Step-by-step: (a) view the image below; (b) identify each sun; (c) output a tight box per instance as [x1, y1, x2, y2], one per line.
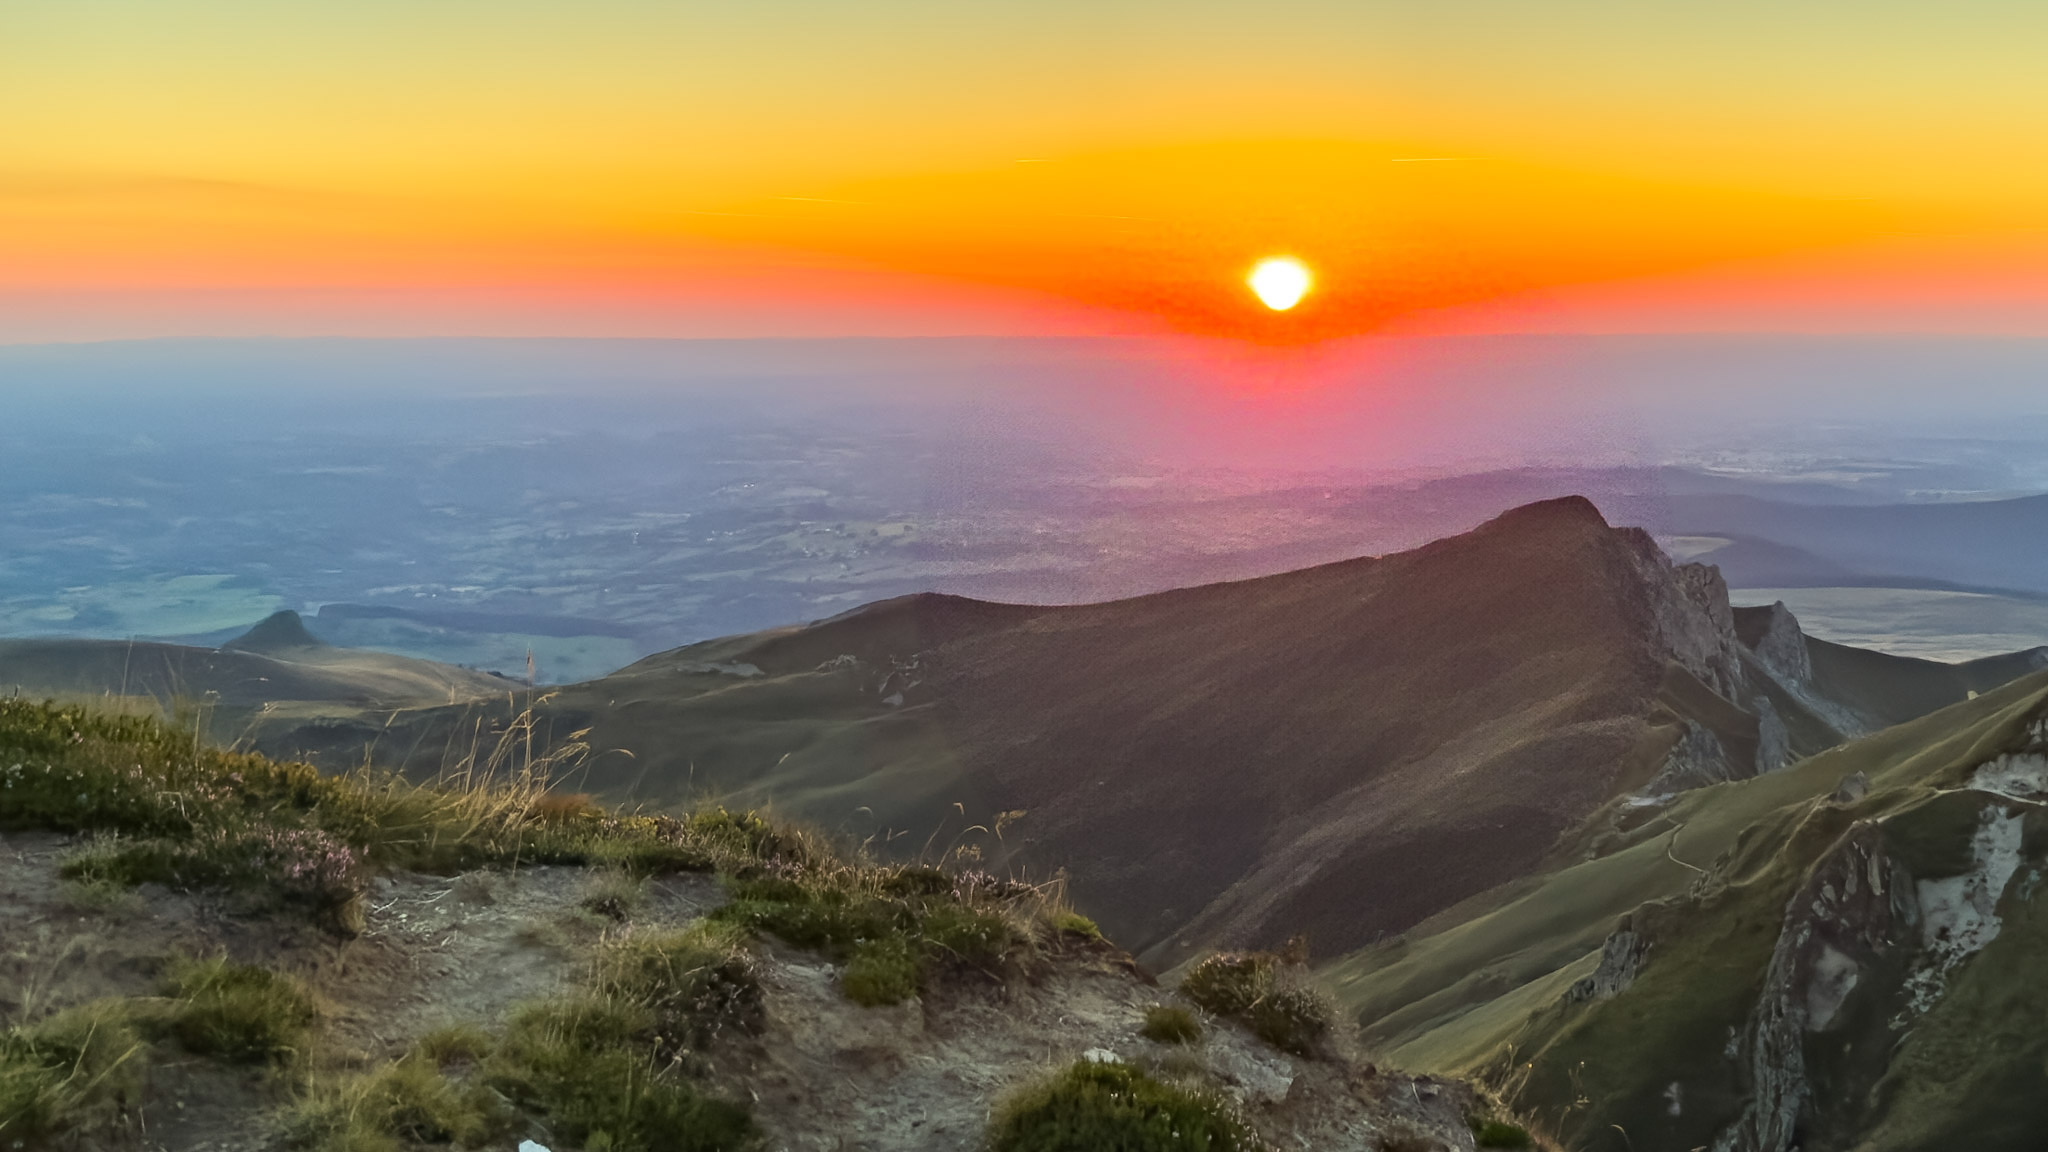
[1247, 257, 1312, 311]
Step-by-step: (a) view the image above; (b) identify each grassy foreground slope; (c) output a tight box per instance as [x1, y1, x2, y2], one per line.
[0, 697, 1491, 1152]
[1331, 667, 2048, 1151]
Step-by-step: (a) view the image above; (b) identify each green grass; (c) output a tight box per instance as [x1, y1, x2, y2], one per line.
[1180, 951, 1333, 1057]
[0, 699, 755, 933]
[987, 1060, 1267, 1152]
[581, 868, 648, 921]
[1052, 911, 1103, 940]
[0, 696, 1078, 1143]
[595, 920, 764, 1056]
[0, 1001, 149, 1148]
[160, 956, 319, 1064]
[1473, 1118, 1533, 1148]
[1140, 1004, 1203, 1045]
[491, 998, 756, 1152]
[291, 1050, 512, 1152]
[842, 937, 920, 1006]
[710, 861, 1043, 1005]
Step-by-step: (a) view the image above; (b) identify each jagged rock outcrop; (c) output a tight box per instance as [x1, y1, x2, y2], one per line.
[1713, 821, 1917, 1152]
[1566, 918, 1651, 1004]
[1646, 721, 1740, 794]
[1744, 601, 1813, 686]
[1624, 528, 1748, 700]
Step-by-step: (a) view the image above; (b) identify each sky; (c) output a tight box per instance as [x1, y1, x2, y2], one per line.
[8, 1, 2048, 342]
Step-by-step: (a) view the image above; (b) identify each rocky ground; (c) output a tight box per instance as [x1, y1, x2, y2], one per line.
[1, 827, 1482, 1152]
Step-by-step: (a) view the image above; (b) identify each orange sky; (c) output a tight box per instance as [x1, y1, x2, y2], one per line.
[8, 1, 2048, 342]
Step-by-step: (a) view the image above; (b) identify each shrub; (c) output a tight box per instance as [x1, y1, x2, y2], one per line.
[412, 1023, 494, 1066]
[1181, 953, 1275, 1017]
[160, 957, 318, 1063]
[1473, 1119, 1532, 1148]
[988, 1060, 1266, 1152]
[581, 869, 647, 921]
[1247, 987, 1332, 1057]
[711, 878, 909, 958]
[921, 903, 1019, 969]
[597, 921, 764, 1056]
[1140, 1004, 1202, 1045]
[1052, 911, 1103, 940]
[491, 999, 754, 1152]
[66, 827, 365, 933]
[293, 1051, 512, 1152]
[842, 937, 919, 1006]
[0, 1000, 149, 1146]
[1180, 951, 1333, 1058]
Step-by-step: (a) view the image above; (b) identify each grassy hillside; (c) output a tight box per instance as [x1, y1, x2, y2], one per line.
[1330, 667, 2048, 1150]
[248, 498, 1730, 969]
[236, 500, 2048, 976]
[0, 697, 1493, 1152]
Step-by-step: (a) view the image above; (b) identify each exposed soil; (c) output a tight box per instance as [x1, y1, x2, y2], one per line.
[3, 827, 1479, 1151]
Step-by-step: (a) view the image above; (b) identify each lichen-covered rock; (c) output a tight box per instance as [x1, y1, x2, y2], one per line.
[1566, 920, 1650, 1004]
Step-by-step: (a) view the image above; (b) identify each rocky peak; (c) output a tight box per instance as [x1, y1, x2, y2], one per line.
[221, 609, 326, 654]
[1736, 601, 1813, 686]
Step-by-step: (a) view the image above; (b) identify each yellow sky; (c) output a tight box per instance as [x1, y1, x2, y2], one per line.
[8, 1, 2048, 339]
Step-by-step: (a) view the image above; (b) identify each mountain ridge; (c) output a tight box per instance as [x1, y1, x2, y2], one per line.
[225, 496, 2048, 974]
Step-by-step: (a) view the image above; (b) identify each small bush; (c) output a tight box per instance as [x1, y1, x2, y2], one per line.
[1181, 953, 1276, 1018]
[293, 1051, 512, 1152]
[712, 881, 908, 958]
[1140, 1004, 1202, 1045]
[988, 1060, 1266, 1152]
[67, 827, 366, 933]
[878, 865, 952, 897]
[160, 957, 317, 1063]
[1473, 1119, 1532, 1148]
[0, 1000, 149, 1146]
[1180, 951, 1333, 1058]
[1052, 911, 1103, 940]
[1248, 987, 1332, 1057]
[492, 999, 754, 1152]
[413, 1023, 494, 1067]
[581, 869, 646, 921]
[842, 937, 919, 1006]
[598, 921, 763, 1055]
[921, 902, 1019, 969]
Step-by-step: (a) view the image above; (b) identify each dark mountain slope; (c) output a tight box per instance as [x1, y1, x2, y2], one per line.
[240, 498, 2048, 973]
[238, 500, 1890, 963]
[219, 608, 327, 654]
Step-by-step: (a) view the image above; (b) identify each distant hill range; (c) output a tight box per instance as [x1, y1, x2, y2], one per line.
[0, 610, 515, 714]
[206, 497, 2048, 974]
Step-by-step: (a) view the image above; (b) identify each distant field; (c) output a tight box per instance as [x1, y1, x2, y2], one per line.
[1731, 586, 2048, 661]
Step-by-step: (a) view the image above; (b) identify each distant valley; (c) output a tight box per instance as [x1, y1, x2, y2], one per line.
[13, 493, 2048, 1147]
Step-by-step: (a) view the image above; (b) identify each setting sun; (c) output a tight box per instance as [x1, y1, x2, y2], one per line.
[1248, 257, 1312, 311]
